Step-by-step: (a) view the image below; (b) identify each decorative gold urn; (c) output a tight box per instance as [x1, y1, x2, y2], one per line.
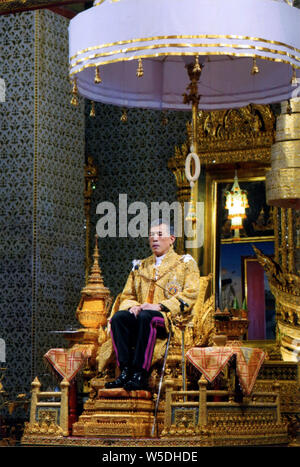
[266, 99, 300, 209]
[76, 235, 112, 339]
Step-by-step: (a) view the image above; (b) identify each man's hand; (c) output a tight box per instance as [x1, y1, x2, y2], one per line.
[129, 305, 142, 317]
[129, 303, 162, 317]
[140, 303, 162, 311]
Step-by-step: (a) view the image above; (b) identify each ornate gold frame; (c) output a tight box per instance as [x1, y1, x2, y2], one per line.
[204, 168, 274, 299]
[169, 104, 276, 275]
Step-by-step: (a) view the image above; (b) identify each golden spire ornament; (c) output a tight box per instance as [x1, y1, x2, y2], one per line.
[76, 234, 112, 338]
[94, 66, 102, 84]
[251, 57, 259, 75]
[136, 58, 144, 78]
[89, 100, 96, 118]
[70, 78, 79, 106]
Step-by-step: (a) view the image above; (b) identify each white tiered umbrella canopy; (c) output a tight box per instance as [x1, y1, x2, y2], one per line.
[69, 0, 300, 110]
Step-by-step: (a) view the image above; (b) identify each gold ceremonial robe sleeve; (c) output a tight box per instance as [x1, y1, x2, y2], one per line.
[118, 270, 141, 310]
[159, 259, 200, 318]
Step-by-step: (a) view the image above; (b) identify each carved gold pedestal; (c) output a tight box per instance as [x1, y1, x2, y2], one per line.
[72, 389, 164, 438]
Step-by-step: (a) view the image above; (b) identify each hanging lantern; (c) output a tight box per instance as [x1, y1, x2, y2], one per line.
[225, 172, 249, 239]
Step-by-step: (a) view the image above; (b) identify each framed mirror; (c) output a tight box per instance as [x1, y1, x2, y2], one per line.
[204, 168, 276, 340]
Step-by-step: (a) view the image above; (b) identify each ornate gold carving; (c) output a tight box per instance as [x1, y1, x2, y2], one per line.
[169, 105, 275, 266]
[161, 377, 288, 446]
[72, 394, 160, 438]
[214, 315, 249, 342]
[253, 245, 300, 360]
[22, 377, 69, 443]
[23, 419, 64, 437]
[172, 104, 275, 167]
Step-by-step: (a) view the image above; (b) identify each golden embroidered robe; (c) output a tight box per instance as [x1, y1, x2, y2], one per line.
[97, 246, 200, 372]
[119, 246, 200, 325]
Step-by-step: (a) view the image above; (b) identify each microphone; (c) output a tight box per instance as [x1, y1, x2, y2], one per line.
[177, 298, 189, 309]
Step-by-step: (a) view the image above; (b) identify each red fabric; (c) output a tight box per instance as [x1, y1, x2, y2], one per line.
[186, 347, 233, 383]
[186, 346, 266, 395]
[44, 348, 92, 381]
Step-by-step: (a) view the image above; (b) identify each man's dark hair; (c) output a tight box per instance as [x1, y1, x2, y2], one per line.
[150, 218, 175, 236]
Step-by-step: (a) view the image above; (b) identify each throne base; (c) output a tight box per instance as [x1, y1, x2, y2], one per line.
[72, 388, 164, 438]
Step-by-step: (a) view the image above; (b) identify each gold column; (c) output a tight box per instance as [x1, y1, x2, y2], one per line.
[163, 375, 174, 433]
[273, 382, 281, 424]
[29, 377, 41, 425]
[266, 99, 300, 209]
[198, 375, 208, 427]
[60, 378, 69, 437]
[274, 207, 280, 263]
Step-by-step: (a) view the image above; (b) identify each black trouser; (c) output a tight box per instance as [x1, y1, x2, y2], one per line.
[110, 309, 167, 372]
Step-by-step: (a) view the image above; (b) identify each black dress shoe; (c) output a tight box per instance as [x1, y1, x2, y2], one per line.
[105, 367, 131, 389]
[123, 371, 149, 391]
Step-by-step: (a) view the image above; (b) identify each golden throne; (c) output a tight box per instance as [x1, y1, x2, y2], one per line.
[72, 272, 215, 438]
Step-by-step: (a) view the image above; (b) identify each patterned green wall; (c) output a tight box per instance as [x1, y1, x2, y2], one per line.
[0, 10, 85, 398]
[85, 104, 191, 300]
[1, 11, 35, 397]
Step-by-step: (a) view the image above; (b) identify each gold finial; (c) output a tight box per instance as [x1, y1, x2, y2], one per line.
[88, 234, 103, 282]
[291, 66, 298, 86]
[90, 100, 96, 118]
[193, 55, 201, 73]
[94, 66, 102, 84]
[136, 58, 144, 78]
[251, 57, 259, 75]
[120, 107, 128, 122]
[70, 78, 79, 106]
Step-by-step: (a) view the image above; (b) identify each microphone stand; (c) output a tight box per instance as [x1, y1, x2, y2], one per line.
[134, 263, 190, 435]
[151, 297, 189, 437]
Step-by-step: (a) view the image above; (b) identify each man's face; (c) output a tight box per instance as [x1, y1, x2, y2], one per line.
[149, 223, 175, 257]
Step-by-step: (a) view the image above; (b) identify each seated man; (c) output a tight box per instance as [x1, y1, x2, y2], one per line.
[105, 218, 200, 391]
